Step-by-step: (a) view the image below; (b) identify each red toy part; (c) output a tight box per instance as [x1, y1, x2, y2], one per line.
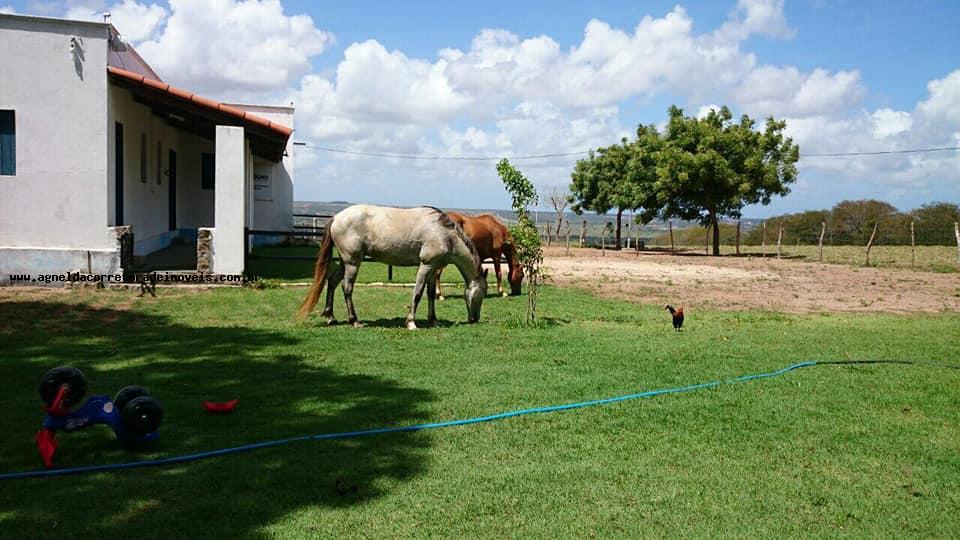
[43, 384, 71, 416]
[36, 429, 58, 469]
[203, 399, 238, 413]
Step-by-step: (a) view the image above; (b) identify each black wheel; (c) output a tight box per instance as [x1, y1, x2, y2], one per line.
[39, 366, 87, 408]
[121, 396, 164, 435]
[114, 385, 150, 413]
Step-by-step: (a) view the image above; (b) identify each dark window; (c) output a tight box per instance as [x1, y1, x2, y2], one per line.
[0, 110, 15, 176]
[201, 153, 215, 190]
[140, 133, 147, 182]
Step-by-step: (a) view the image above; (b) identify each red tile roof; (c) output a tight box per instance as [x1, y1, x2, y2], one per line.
[107, 66, 293, 138]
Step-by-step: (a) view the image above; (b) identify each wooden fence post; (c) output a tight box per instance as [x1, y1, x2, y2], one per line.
[818, 221, 826, 262]
[625, 222, 631, 250]
[910, 220, 915, 267]
[579, 220, 586, 248]
[704, 225, 710, 255]
[865, 222, 879, 266]
[955, 222, 960, 262]
[776, 224, 783, 259]
[735, 220, 741, 256]
[565, 225, 571, 256]
[601, 229, 606, 256]
[761, 221, 767, 257]
[635, 222, 641, 256]
[669, 221, 675, 253]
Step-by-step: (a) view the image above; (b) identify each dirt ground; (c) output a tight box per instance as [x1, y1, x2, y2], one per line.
[544, 247, 960, 314]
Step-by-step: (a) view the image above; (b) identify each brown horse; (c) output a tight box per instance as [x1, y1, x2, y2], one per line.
[437, 212, 523, 298]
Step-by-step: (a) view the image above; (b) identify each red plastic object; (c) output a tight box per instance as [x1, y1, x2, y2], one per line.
[203, 399, 238, 413]
[36, 429, 58, 468]
[43, 385, 70, 416]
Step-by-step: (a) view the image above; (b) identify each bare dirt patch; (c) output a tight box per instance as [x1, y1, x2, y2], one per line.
[544, 247, 960, 314]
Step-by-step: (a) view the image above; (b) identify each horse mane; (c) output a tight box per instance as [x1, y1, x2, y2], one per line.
[424, 207, 481, 269]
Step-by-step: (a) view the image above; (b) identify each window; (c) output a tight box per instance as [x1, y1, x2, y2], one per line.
[201, 153, 215, 190]
[0, 110, 14, 176]
[139, 133, 147, 182]
[156, 141, 162, 185]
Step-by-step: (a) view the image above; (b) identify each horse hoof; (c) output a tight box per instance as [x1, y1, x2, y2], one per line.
[406, 321, 418, 330]
[501, 292, 508, 298]
[325, 318, 338, 326]
[438, 295, 445, 301]
[351, 321, 365, 328]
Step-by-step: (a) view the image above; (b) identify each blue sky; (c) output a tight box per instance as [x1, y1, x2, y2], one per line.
[6, 0, 960, 217]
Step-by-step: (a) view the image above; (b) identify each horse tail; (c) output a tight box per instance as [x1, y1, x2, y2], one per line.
[297, 220, 334, 319]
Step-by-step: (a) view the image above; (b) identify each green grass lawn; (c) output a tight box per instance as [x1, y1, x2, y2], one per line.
[0, 284, 958, 538]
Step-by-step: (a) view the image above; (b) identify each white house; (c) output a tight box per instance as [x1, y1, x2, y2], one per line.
[0, 13, 295, 280]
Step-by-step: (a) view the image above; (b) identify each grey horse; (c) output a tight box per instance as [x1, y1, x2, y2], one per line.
[297, 205, 488, 329]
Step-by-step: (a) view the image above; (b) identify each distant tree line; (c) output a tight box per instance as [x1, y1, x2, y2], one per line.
[742, 200, 960, 246]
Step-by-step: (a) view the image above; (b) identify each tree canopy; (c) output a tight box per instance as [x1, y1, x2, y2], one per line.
[651, 105, 799, 255]
[568, 105, 799, 255]
[568, 128, 661, 248]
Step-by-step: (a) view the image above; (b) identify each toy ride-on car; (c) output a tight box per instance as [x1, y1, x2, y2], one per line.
[36, 366, 164, 468]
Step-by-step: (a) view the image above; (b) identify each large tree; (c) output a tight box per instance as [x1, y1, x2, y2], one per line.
[568, 129, 661, 248]
[653, 106, 799, 255]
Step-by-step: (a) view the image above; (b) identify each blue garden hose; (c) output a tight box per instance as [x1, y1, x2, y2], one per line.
[1, 359, 956, 481]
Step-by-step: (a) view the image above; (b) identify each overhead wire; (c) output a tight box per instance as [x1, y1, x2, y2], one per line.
[292, 142, 960, 162]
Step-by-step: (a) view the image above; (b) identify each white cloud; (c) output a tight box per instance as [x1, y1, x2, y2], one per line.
[871, 109, 912, 138]
[135, 0, 334, 97]
[780, 69, 960, 200]
[697, 104, 722, 119]
[66, 1, 167, 42]
[733, 66, 863, 118]
[0, 5, 15, 14]
[916, 69, 960, 128]
[716, 0, 795, 41]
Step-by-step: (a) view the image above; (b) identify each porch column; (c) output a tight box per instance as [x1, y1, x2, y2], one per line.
[213, 125, 246, 274]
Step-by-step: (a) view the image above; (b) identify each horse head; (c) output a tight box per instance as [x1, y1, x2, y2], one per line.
[465, 268, 488, 323]
[508, 263, 524, 296]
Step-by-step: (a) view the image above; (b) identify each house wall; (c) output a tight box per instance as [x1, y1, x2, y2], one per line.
[0, 16, 112, 257]
[228, 104, 294, 233]
[107, 85, 217, 255]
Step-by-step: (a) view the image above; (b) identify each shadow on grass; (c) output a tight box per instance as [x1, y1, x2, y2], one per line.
[0, 300, 434, 538]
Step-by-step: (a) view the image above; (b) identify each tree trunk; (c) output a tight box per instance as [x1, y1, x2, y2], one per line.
[615, 208, 624, 250]
[668, 221, 675, 252]
[555, 214, 563, 238]
[579, 220, 586, 248]
[710, 213, 720, 256]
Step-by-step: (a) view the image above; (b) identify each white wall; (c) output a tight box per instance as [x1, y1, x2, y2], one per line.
[228, 104, 294, 232]
[108, 85, 185, 255]
[176, 131, 215, 229]
[212, 125, 246, 274]
[0, 15, 112, 251]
